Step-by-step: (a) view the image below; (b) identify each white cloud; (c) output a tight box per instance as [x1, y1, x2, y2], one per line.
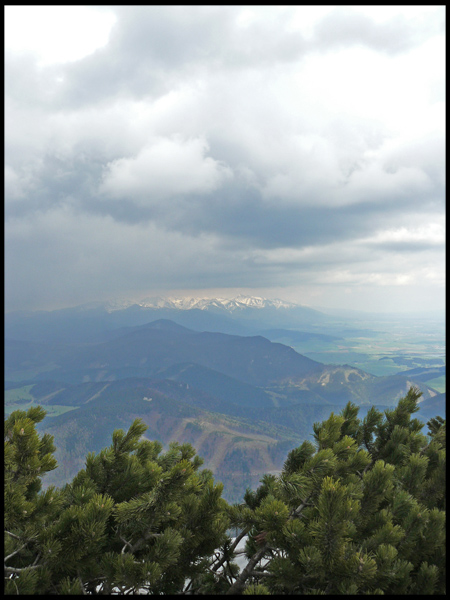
[363, 222, 445, 246]
[99, 137, 233, 203]
[5, 6, 117, 66]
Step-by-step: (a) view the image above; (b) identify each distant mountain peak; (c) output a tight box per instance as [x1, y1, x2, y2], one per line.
[142, 319, 193, 333]
[112, 295, 301, 312]
[102, 298, 136, 312]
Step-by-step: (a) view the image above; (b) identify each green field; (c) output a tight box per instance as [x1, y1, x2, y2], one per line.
[289, 316, 445, 378]
[5, 385, 35, 404]
[4, 401, 78, 418]
[425, 376, 446, 394]
[4, 385, 78, 418]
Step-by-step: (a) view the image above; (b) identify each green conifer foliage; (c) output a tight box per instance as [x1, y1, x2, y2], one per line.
[223, 388, 445, 595]
[5, 407, 61, 595]
[5, 409, 229, 595]
[4, 389, 446, 594]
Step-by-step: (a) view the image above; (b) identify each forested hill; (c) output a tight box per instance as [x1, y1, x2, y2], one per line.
[5, 318, 323, 387]
[5, 318, 443, 503]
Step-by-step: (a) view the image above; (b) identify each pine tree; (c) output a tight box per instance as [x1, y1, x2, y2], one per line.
[4, 389, 445, 594]
[220, 388, 445, 595]
[4, 408, 229, 594]
[5, 406, 63, 594]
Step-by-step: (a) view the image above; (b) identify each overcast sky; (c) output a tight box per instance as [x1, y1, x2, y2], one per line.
[5, 6, 445, 314]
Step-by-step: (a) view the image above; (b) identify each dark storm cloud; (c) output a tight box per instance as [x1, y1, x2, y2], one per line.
[135, 172, 442, 252]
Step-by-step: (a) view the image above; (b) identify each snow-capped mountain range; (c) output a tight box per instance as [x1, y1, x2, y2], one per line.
[104, 295, 300, 313]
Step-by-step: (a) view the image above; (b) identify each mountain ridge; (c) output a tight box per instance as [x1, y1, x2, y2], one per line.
[102, 295, 305, 312]
[5, 313, 444, 503]
[5, 319, 324, 387]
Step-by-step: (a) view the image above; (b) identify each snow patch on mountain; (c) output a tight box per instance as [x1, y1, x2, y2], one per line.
[100, 295, 302, 313]
[130, 295, 300, 312]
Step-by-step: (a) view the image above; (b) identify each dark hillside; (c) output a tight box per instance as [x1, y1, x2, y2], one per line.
[258, 328, 343, 343]
[416, 393, 446, 422]
[158, 363, 274, 408]
[7, 321, 323, 387]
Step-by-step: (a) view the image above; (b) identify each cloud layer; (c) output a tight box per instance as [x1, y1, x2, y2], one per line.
[5, 6, 445, 313]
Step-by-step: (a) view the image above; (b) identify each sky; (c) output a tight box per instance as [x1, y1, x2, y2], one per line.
[5, 6, 445, 314]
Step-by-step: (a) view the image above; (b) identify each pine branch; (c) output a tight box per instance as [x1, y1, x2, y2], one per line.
[356, 462, 372, 480]
[225, 542, 269, 594]
[119, 535, 133, 554]
[225, 494, 313, 594]
[130, 531, 162, 554]
[77, 569, 87, 595]
[291, 496, 313, 518]
[5, 530, 22, 541]
[211, 526, 250, 573]
[118, 529, 161, 554]
[251, 569, 274, 578]
[4, 542, 28, 562]
[4, 564, 42, 575]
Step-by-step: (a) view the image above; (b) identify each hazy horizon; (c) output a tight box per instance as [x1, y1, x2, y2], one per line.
[4, 289, 445, 320]
[5, 6, 445, 315]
